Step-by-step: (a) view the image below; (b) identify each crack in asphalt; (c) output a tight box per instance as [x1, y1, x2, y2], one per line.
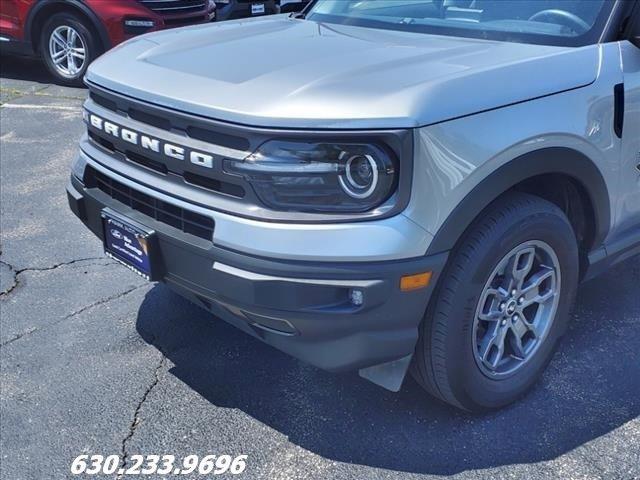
[0, 256, 112, 298]
[117, 353, 167, 478]
[0, 283, 148, 349]
[0, 260, 18, 296]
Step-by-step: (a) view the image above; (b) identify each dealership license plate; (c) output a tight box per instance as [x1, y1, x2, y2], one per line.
[251, 3, 265, 15]
[102, 211, 155, 280]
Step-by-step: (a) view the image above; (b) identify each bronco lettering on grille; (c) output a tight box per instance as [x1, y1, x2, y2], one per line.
[85, 111, 214, 169]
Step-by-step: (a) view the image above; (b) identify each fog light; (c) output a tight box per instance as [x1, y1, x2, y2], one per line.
[350, 289, 364, 306]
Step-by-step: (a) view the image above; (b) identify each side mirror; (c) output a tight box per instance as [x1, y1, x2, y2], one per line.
[632, 34, 640, 49]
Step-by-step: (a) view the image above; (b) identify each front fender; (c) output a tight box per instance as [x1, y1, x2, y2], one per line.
[404, 42, 622, 257]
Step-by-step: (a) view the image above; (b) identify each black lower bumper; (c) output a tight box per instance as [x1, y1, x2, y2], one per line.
[67, 174, 447, 389]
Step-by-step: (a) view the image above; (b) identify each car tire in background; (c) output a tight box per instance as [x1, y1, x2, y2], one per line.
[40, 12, 99, 86]
[411, 192, 580, 412]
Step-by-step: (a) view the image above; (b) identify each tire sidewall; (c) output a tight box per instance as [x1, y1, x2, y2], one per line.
[40, 13, 97, 86]
[444, 208, 579, 410]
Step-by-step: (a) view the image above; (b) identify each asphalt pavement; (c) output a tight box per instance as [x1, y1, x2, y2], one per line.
[1, 55, 639, 480]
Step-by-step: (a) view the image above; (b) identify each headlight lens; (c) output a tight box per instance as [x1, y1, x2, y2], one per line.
[223, 140, 397, 213]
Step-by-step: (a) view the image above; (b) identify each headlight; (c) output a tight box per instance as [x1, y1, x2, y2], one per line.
[223, 140, 397, 213]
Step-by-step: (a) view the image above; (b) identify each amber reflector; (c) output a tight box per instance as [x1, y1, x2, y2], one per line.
[400, 272, 432, 292]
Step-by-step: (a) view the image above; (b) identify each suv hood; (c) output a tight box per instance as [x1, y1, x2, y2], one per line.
[87, 16, 600, 129]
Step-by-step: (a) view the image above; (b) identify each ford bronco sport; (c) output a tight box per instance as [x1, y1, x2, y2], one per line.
[67, 0, 640, 411]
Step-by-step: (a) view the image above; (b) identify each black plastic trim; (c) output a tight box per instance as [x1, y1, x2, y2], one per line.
[614, 83, 625, 138]
[427, 147, 611, 256]
[584, 227, 640, 281]
[0, 37, 34, 55]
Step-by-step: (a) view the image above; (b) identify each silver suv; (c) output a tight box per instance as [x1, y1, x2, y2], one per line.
[67, 0, 640, 411]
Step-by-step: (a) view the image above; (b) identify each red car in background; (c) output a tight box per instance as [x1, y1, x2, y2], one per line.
[0, 0, 216, 85]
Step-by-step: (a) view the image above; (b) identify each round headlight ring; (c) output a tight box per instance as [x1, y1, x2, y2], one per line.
[338, 153, 379, 199]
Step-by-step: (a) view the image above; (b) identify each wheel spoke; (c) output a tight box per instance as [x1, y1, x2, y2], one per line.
[478, 288, 507, 322]
[71, 48, 85, 60]
[68, 54, 77, 74]
[506, 247, 536, 291]
[53, 54, 66, 66]
[521, 266, 556, 308]
[508, 330, 527, 359]
[520, 311, 540, 338]
[51, 49, 66, 60]
[480, 324, 508, 370]
[52, 32, 66, 49]
[479, 310, 502, 322]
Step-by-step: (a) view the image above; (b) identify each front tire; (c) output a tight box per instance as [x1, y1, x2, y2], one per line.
[412, 192, 579, 411]
[40, 13, 98, 86]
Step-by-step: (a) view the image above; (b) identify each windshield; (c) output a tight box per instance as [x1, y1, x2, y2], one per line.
[306, 0, 615, 46]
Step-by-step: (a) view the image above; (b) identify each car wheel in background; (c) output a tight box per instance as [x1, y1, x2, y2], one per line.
[40, 13, 98, 86]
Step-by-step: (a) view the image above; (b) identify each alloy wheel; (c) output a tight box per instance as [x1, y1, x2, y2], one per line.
[48, 25, 87, 78]
[472, 240, 562, 378]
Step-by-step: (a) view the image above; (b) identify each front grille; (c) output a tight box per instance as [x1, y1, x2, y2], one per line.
[164, 15, 207, 26]
[138, 0, 207, 15]
[87, 130, 245, 198]
[87, 167, 215, 242]
[89, 92, 249, 152]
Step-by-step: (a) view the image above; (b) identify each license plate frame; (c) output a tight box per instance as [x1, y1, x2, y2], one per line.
[102, 209, 158, 281]
[251, 3, 265, 15]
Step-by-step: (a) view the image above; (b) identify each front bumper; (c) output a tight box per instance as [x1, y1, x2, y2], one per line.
[67, 172, 447, 390]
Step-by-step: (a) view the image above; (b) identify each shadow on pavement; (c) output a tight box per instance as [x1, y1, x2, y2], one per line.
[0, 54, 58, 86]
[135, 258, 639, 475]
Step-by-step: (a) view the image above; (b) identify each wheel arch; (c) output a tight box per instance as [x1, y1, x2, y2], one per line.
[426, 147, 611, 260]
[25, 0, 110, 54]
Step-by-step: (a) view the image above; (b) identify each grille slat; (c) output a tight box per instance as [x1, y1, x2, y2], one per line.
[89, 168, 214, 242]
